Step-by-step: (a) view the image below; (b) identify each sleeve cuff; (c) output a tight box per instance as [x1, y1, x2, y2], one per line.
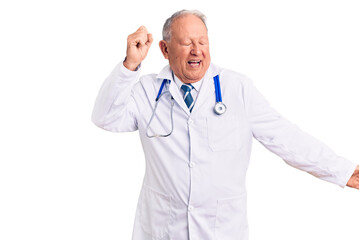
[112, 60, 141, 81]
[341, 161, 358, 188]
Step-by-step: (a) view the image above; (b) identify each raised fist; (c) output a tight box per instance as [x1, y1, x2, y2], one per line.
[124, 26, 153, 71]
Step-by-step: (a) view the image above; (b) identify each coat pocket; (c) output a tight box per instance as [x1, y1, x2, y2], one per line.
[206, 116, 241, 151]
[139, 185, 172, 239]
[215, 194, 248, 240]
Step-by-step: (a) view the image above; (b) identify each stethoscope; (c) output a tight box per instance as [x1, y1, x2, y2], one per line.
[146, 75, 226, 138]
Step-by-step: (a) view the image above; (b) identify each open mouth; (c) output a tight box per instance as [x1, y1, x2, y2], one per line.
[188, 60, 201, 67]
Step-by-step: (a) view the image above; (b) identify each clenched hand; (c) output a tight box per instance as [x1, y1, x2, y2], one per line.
[123, 26, 153, 71]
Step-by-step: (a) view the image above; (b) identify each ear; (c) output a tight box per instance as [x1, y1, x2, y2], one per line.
[159, 40, 169, 59]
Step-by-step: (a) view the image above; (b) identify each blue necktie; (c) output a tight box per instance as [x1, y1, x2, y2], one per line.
[181, 84, 194, 112]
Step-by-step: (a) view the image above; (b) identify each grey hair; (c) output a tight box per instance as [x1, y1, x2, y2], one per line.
[162, 9, 207, 41]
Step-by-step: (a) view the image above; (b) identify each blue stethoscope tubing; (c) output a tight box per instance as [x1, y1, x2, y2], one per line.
[214, 75, 222, 102]
[155, 79, 171, 101]
[146, 75, 226, 138]
[213, 75, 226, 115]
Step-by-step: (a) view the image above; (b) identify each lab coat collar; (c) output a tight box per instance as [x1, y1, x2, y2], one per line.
[156, 64, 173, 81]
[156, 63, 221, 116]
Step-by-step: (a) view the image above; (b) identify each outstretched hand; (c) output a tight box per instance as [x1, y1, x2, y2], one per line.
[346, 165, 359, 189]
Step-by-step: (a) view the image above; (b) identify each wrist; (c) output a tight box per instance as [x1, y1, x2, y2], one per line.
[123, 58, 140, 71]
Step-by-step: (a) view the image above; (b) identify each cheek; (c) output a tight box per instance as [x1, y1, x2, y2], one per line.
[173, 53, 188, 65]
[203, 47, 210, 57]
[167, 52, 179, 64]
[169, 48, 187, 60]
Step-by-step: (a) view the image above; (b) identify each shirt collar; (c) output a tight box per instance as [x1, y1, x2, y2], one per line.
[173, 73, 202, 92]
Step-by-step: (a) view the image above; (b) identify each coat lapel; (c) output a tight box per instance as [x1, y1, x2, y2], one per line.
[168, 80, 191, 116]
[156, 65, 191, 116]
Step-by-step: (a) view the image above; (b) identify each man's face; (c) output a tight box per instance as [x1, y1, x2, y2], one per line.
[160, 14, 211, 84]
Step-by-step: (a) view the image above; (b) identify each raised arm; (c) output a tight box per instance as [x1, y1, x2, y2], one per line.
[91, 26, 153, 132]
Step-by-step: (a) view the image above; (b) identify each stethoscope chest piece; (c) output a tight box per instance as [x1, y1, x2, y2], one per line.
[214, 102, 226, 115]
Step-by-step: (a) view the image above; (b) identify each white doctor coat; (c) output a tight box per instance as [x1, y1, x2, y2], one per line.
[92, 61, 357, 240]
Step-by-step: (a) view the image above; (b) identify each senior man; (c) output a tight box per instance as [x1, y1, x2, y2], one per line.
[92, 9, 359, 240]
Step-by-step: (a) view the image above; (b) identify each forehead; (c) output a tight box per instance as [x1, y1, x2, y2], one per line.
[171, 14, 208, 39]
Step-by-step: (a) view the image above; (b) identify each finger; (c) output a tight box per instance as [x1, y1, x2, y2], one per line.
[137, 26, 149, 45]
[146, 33, 153, 47]
[138, 34, 148, 46]
[137, 25, 148, 34]
[128, 32, 148, 46]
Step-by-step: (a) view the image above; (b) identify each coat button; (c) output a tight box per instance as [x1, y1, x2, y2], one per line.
[188, 162, 196, 168]
[188, 205, 194, 211]
[188, 119, 194, 124]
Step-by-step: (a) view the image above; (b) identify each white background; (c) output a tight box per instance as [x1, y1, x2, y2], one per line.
[1, 0, 358, 239]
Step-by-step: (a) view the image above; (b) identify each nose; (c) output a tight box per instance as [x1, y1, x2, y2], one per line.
[190, 44, 202, 56]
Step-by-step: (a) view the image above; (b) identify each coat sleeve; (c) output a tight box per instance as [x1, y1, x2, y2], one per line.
[243, 77, 357, 187]
[91, 61, 140, 132]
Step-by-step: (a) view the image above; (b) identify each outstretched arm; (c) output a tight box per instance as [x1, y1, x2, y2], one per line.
[243, 77, 357, 188]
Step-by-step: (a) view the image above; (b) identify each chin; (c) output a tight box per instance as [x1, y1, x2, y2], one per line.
[183, 74, 205, 83]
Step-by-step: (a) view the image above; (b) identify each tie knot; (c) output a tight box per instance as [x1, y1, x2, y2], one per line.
[181, 84, 193, 93]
